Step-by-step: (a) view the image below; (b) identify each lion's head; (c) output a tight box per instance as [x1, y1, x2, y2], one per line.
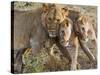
[41, 4, 69, 37]
[75, 15, 93, 42]
[58, 18, 73, 47]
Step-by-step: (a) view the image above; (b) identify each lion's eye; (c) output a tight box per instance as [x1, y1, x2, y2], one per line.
[76, 31, 80, 35]
[61, 30, 64, 34]
[81, 27, 85, 32]
[56, 19, 60, 22]
[48, 17, 52, 21]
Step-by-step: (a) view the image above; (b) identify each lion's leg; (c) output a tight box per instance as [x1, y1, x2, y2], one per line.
[44, 38, 56, 56]
[70, 37, 79, 70]
[70, 47, 78, 70]
[92, 34, 97, 50]
[91, 27, 97, 44]
[55, 40, 72, 65]
[91, 29, 97, 49]
[78, 38, 96, 65]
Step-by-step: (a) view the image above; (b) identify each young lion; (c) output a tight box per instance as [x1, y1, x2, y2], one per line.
[65, 8, 96, 69]
[57, 18, 79, 70]
[74, 15, 97, 64]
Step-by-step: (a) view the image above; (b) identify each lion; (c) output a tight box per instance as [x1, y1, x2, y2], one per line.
[55, 18, 79, 70]
[64, 8, 97, 69]
[74, 15, 97, 65]
[11, 3, 69, 73]
[49, 17, 73, 61]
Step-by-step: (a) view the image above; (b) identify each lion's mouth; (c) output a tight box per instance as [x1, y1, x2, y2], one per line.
[81, 38, 88, 42]
[60, 40, 69, 47]
[48, 31, 57, 37]
[79, 33, 88, 42]
[46, 23, 58, 37]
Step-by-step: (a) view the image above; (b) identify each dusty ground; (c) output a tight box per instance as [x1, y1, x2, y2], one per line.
[12, 2, 97, 73]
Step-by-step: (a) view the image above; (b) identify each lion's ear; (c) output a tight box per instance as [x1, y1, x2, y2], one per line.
[61, 7, 69, 17]
[42, 4, 48, 13]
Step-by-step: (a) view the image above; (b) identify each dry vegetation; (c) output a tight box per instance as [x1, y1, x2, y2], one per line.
[13, 2, 97, 73]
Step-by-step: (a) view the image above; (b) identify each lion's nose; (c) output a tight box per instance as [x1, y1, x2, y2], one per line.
[65, 40, 69, 44]
[61, 40, 69, 43]
[60, 40, 69, 45]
